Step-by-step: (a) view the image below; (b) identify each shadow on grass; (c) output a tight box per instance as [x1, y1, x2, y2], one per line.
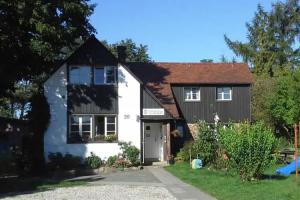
[0, 175, 105, 198]
[260, 174, 288, 180]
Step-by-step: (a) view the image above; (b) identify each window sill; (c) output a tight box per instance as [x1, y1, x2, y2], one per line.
[67, 140, 118, 144]
[216, 99, 232, 102]
[184, 100, 201, 102]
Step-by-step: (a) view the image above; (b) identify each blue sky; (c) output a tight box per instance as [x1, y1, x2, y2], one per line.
[90, 0, 277, 62]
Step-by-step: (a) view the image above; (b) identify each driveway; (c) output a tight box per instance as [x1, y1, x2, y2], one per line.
[2, 167, 216, 200]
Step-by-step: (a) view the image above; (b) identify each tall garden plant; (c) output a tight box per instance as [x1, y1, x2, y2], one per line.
[219, 122, 278, 181]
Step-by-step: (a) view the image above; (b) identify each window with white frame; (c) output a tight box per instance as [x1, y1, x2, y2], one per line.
[69, 66, 91, 85]
[95, 116, 116, 136]
[70, 115, 92, 142]
[94, 66, 116, 85]
[216, 87, 232, 101]
[184, 87, 200, 101]
[70, 115, 117, 143]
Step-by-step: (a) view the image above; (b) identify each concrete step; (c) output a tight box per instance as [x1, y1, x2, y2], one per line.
[152, 161, 168, 167]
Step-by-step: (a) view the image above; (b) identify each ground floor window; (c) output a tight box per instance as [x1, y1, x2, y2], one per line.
[68, 114, 117, 143]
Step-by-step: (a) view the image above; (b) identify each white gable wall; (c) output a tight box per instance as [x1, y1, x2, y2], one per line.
[44, 63, 141, 161]
[117, 64, 141, 149]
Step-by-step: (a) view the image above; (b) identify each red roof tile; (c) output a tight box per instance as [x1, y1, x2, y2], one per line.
[127, 62, 253, 119]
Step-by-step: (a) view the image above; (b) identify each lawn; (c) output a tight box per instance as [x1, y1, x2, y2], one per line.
[0, 177, 87, 194]
[165, 163, 300, 200]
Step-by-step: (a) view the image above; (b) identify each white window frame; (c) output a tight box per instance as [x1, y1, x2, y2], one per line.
[105, 116, 117, 136]
[94, 66, 116, 85]
[184, 87, 201, 101]
[93, 115, 117, 137]
[70, 115, 92, 139]
[216, 87, 232, 101]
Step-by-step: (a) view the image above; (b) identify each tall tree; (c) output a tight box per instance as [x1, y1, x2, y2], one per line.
[0, 0, 96, 96]
[225, 0, 300, 76]
[103, 39, 151, 62]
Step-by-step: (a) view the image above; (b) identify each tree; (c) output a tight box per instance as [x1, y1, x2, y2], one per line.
[0, 0, 96, 96]
[267, 69, 300, 135]
[225, 0, 300, 77]
[103, 39, 151, 62]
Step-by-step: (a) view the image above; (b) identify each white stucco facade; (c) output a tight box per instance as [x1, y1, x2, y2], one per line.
[44, 63, 141, 161]
[117, 64, 141, 149]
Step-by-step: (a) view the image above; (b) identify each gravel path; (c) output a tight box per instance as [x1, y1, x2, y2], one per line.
[2, 185, 176, 200]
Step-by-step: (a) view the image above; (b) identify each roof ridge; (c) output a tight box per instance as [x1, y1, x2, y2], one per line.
[154, 62, 246, 65]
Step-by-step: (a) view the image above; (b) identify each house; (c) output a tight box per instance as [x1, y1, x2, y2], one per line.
[44, 36, 253, 164]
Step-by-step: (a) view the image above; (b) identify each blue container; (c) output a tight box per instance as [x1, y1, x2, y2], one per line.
[192, 159, 202, 169]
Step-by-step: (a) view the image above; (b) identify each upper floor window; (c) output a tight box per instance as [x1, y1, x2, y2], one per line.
[184, 87, 200, 101]
[69, 66, 91, 85]
[216, 87, 232, 101]
[94, 66, 116, 85]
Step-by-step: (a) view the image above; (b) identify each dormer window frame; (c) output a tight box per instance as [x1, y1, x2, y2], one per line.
[68, 65, 117, 85]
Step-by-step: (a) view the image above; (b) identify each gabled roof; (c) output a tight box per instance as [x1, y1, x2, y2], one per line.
[127, 62, 253, 119]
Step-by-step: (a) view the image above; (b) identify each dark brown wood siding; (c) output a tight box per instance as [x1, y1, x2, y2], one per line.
[67, 85, 118, 114]
[171, 84, 251, 123]
[142, 89, 172, 119]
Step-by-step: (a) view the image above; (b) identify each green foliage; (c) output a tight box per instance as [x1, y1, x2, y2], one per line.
[267, 69, 300, 127]
[103, 39, 151, 62]
[175, 121, 218, 166]
[85, 152, 102, 169]
[118, 141, 140, 166]
[194, 121, 218, 166]
[106, 155, 117, 167]
[225, 1, 300, 76]
[166, 163, 300, 200]
[47, 152, 82, 171]
[219, 122, 278, 181]
[0, 0, 95, 97]
[251, 75, 277, 127]
[175, 141, 194, 162]
[104, 134, 117, 142]
[0, 152, 17, 176]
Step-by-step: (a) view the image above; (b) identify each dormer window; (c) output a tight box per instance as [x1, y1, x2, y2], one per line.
[94, 66, 116, 85]
[69, 66, 91, 85]
[69, 65, 116, 85]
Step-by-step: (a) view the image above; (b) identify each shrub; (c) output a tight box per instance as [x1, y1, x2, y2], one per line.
[47, 152, 82, 170]
[118, 141, 140, 166]
[114, 158, 130, 168]
[106, 155, 117, 167]
[0, 152, 16, 176]
[175, 141, 194, 162]
[193, 121, 218, 166]
[219, 121, 278, 181]
[85, 152, 102, 169]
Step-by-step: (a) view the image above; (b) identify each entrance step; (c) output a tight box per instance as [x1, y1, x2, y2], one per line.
[152, 161, 168, 167]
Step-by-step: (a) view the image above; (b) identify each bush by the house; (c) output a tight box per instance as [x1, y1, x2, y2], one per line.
[106, 155, 117, 167]
[0, 152, 17, 176]
[193, 121, 218, 166]
[118, 141, 140, 166]
[175, 141, 194, 162]
[114, 158, 130, 168]
[47, 152, 82, 170]
[85, 152, 102, 169]
[219, 121, 278, 181]
[176, 121, 218, 166]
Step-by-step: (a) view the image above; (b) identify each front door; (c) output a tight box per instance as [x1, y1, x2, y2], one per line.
[144, 123, 163, 162]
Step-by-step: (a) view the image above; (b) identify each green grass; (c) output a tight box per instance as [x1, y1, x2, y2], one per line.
[0, 177, 87, 194]
[165, 163, 300, 200]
